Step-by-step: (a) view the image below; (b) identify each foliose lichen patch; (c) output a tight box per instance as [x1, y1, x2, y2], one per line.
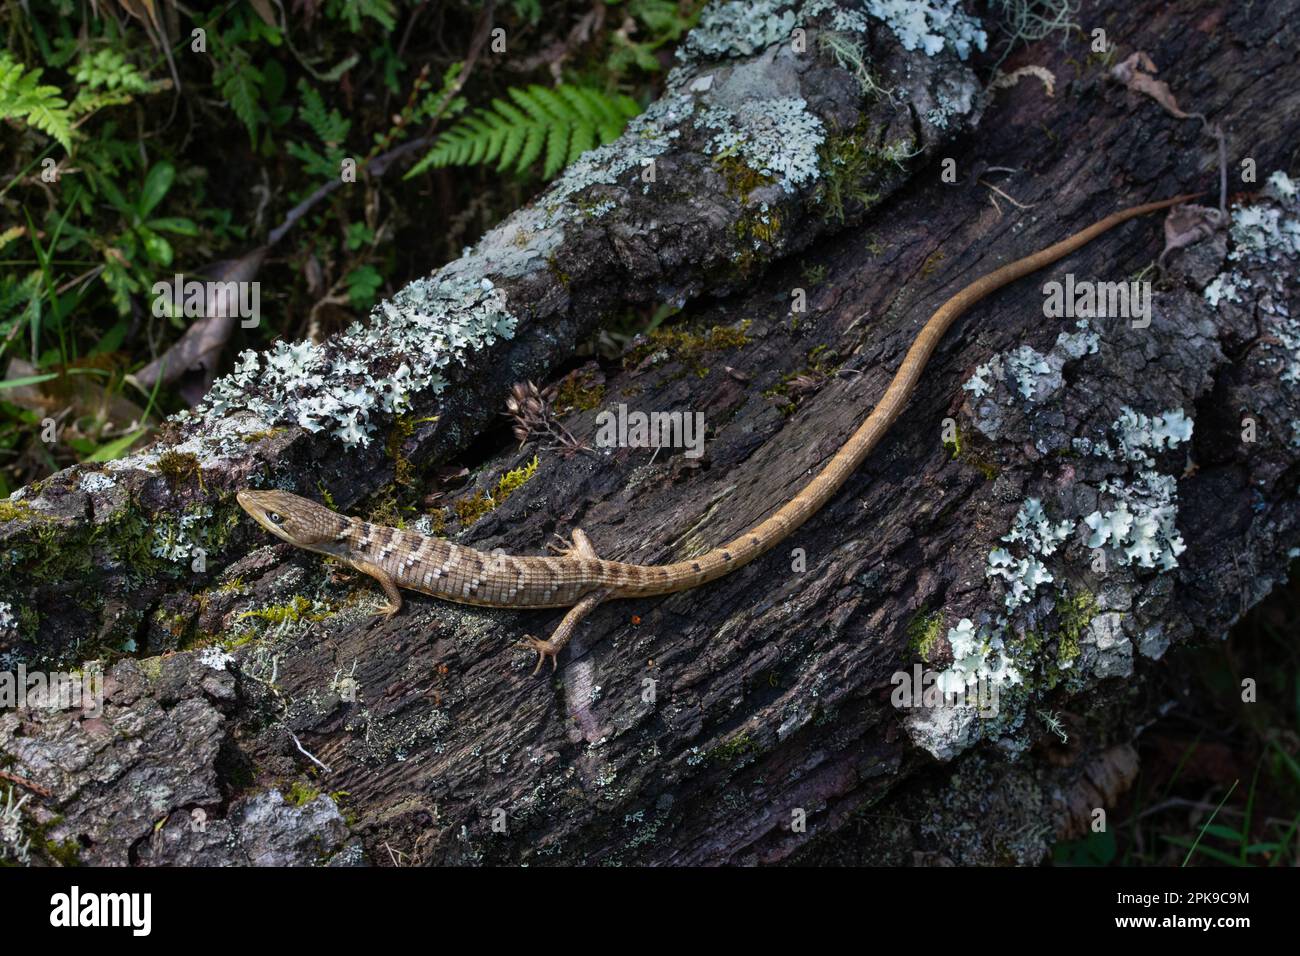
[684, 0, 983, 68]
[907, 401, 1195, 761]
[190, 275, 515, 449]
[963, 320, 1099, 440]
[680, 0, 799, 60]
[1205, 172, 1300, 381]
[698, 98, 826, 193]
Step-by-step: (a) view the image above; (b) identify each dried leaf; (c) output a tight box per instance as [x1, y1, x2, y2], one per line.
[130, 247, 268, 404]
[1052, 743, 1141, 841]
[246, 0, 277, 27]
[1159, 202, 1227, 268]
[1110, 51, 1201, 123]
[990, 65, 1056, 98]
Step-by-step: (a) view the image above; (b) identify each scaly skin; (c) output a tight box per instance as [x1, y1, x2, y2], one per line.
[238, 193, 1199, 673]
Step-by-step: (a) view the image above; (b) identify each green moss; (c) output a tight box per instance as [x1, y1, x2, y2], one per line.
[20, 814, 83, 867]
[545, 253, 571, 287]
[1054, 589, 1098, 669]
[800, 262, 829, 286]
[385, 416, 415, 488]
[316, 483, 337, 511]
[943, 421, 962, 459]
[43, 837, 82, 867]
[708, 732, 758, 765]
[238, 595, 329, 626]
[920, 250, 946, 279]
[222, 632, 258, 651]
[285, 780, 321, 807]
[944, 422, 999, 479]
[553, 369, 606, 413]
[0, 499, 37, 523]
[623, 320, 752, 378]
[453, 455, 539, 526]
[424, 507, 447, 537]
[155, 450, 205, 490]
[364, 485, 407, 529]
[736, 206, 782, 245]
[714, 152, 776, 197]
[1015, 628, 1044, 656]
[812, 122, 911, 223]
[17, 605, 39, 636]
[907, 610, 944, 663]
[762, 344, 841, 413]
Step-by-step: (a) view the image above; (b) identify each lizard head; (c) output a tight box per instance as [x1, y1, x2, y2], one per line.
[236, 489, 344, 554]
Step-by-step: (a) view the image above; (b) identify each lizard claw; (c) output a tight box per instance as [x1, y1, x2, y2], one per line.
[547, 528, 598, 561]
[546, 535, 576, 558]
[517, 635, 558, 675]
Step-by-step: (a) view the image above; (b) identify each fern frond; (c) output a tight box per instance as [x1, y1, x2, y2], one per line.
[72, 49, 154, 95]
[297, 80, 351, 146]
[0, 56, 73, 150]
[405, 83, 641, 181]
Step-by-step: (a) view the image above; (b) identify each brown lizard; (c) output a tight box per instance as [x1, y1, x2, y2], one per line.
[238, 193, 1197, 674]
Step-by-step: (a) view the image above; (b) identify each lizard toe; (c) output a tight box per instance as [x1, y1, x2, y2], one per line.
[517, 635, 558, 675]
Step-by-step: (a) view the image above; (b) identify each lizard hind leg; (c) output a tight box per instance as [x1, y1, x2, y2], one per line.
[518, 587, 610, 675]
[547, 527, 600, 560]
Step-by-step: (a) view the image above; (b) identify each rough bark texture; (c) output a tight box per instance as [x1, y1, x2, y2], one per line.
[3, 0, 1299, 867]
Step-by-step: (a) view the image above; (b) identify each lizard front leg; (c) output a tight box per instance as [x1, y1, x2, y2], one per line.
[519, 588, 611, 675]
[352, 559, 403, 619]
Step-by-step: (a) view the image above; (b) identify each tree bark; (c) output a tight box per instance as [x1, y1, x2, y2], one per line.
[2, 0, 1299, 866]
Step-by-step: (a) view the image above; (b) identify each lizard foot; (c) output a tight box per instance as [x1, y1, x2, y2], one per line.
[375, 603, 401, 621]
[515, 588, 610, 676]
[517, 635, 559, 675]
[546, 528, 599, 560]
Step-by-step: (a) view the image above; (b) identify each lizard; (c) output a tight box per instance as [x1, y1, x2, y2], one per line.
[237, 192, 1198, 675]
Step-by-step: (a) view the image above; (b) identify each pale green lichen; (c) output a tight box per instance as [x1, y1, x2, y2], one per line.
[963, 320, 1098, 412]
[194, 274, 516, 449]
[986, 498, 1073, 611]
[933, 617, 1022, 695]
[679, 0, 798, 61]
[860, 0, 986, 59]
[1204, 172, 1300, 380]
[698, 97, 826, 194]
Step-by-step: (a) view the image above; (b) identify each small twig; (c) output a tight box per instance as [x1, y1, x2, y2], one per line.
[979, 179, 1036, 210]
[287, 729, 332, 774]
[0, 768, 52, 798]
[382, 841, 408, 866]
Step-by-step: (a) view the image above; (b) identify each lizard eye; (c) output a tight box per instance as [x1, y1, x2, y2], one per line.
[268, 511, 283, 525]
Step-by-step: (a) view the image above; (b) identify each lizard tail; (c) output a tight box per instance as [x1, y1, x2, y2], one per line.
[611, 192, 1201, 598]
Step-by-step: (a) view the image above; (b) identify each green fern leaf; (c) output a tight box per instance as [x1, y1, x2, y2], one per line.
[556, 85, 600, 124]
[406, 83, 641, 182]
[0, 56, 73, 150]
[297, 80, 351, 146]
[543, 121, 570, 180]
[508, 85, 551, 126]
[216, 54, 265, 141]
[567, 121, 596, 165]
[516, 124, 546, 175]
